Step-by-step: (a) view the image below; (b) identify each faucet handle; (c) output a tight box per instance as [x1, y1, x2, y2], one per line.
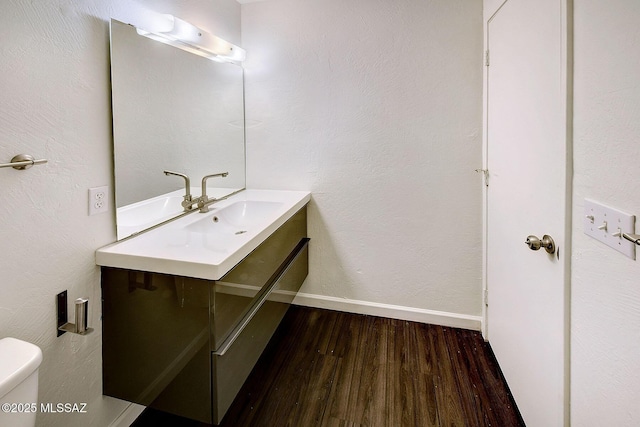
[181, 196, 194, 209]
[201, 172, 229, 194]
[164, 170, 193, 211]
[199, 172, 229, 213]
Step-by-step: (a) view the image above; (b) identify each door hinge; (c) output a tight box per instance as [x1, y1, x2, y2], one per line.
[484, 289, 489, 306]
[485, 49, 490, 66]
[475, 168, 489, 187]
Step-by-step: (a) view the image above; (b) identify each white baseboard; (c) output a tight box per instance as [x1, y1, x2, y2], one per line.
[292, 292, 482, 331]
[108, 402, 145, 427]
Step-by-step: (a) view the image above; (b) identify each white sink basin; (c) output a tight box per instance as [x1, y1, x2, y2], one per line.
[185, 201, 284, 233]
[117, 193, 185, 238]
[116, 187, 242, 239]
[97, 189, 310, 280]
[119, 195, 184, 224]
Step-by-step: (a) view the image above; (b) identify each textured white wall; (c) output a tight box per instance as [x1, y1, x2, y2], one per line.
[242, 0, 484, 317]
[572, 0, 640, 424]
[0, 1, 239, 426]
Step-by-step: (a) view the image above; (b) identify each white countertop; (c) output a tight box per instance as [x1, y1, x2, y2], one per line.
[96, 189, 311, 280]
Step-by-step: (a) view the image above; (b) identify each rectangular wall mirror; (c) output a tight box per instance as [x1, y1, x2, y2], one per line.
[109, 19, 246, 240]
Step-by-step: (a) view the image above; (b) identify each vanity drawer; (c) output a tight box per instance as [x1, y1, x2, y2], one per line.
[211, 238, 309, 424]
[210, 207, 307, 350]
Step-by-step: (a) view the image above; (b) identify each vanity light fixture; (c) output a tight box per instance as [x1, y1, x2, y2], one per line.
[136, 14, 246, 64]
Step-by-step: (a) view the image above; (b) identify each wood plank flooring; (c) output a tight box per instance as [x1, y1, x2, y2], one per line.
[132, 306, 525, 427]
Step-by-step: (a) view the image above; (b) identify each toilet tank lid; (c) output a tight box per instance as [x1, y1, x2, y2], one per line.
[0, 338, 43, 399]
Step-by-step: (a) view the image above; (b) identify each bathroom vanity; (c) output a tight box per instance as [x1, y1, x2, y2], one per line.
[96, 190, 310, 424]
[101, 17, 308, 424]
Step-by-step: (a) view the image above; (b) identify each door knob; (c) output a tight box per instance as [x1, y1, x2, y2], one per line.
[525, 235, 541, 250]
[525, 234, 556, 254]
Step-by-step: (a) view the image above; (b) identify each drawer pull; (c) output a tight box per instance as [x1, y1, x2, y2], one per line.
[213, 238, 309, 356]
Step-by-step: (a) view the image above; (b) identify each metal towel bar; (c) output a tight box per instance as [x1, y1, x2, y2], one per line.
[0, 154, 48, 170]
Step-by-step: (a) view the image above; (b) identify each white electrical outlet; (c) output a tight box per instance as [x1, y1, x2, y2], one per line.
[88, 186, 109, 216]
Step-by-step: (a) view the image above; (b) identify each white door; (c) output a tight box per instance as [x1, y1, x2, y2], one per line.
[486, 0, 571, 426]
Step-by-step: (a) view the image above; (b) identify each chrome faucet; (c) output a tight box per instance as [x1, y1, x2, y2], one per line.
[163, 170, 194, 211]
[198, 172, 229, 213]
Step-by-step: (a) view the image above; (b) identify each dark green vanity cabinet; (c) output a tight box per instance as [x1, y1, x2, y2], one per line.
[102, 207, 309, 424]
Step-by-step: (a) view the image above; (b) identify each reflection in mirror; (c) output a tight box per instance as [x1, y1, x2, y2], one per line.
[110, 19, 245, 240]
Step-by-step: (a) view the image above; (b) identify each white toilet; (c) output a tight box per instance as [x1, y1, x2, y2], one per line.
[0, 337, 43, 427]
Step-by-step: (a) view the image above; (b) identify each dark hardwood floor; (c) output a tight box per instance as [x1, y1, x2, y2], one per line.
[132, 306, 524, 426]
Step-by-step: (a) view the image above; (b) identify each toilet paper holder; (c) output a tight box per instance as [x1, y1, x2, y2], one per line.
[56, 290, 93, 336]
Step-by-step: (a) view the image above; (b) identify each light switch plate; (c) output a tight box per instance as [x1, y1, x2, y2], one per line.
[584, 199, 636, 259]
